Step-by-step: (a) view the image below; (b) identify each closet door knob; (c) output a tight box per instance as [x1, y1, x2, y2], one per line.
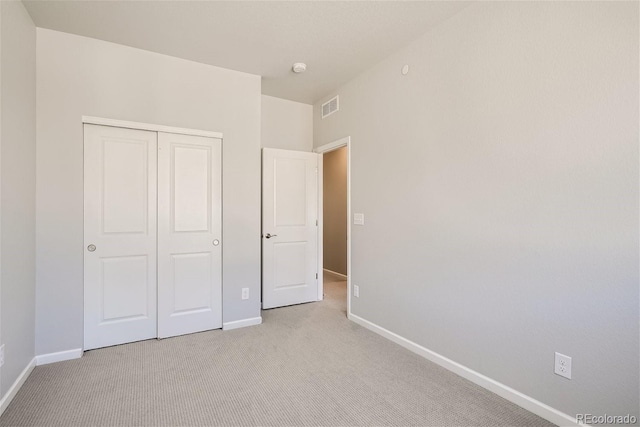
[265, 233, 277, 239]
[87, 244, 96, 252]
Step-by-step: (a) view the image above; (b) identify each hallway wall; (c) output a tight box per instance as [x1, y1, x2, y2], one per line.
[323, 147, 347, 275]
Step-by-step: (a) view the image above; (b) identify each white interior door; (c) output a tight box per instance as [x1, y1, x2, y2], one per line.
[84, 124, 158, 350]
[262, 148, 318, 309]
[157, 132, 222, 338]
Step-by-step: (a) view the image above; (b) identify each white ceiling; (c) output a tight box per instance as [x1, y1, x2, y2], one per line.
[23, 1, 471, 104]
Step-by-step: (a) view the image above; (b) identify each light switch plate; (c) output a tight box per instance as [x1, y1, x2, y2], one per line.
[354, 213, 364, 225]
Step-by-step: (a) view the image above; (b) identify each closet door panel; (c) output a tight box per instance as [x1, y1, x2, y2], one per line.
[84, 124, 158, 350]
[157, 132, 222, 338]
[173, 146, 210, 232]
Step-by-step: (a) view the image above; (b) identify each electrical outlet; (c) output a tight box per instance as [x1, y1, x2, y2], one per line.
[241, 288, 249, 300]
[554, 352, 571, 379]
[0, 344, 5, 367]
[354, 285, 360, 298]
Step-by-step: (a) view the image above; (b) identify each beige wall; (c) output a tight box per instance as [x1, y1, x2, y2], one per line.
[314, 1, 638, 419]
[36, 29, 262, 355]
[323, 147, 347, 276]
[0, 0, 36, 396]
[261, 95, 313, 152]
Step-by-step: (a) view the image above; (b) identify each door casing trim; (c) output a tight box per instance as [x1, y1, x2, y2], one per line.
[82, 116, 223, 140]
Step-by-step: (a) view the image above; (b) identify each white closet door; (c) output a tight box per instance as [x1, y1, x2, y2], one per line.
[157, 132, 222, 338]
[84, 124, 158, 350]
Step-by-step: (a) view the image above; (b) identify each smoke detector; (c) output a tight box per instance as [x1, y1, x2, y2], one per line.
[292, 63, 307, 73]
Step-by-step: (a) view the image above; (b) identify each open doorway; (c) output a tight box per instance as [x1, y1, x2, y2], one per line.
[322, 147, 348, 309]
[316, 137, 351, 318]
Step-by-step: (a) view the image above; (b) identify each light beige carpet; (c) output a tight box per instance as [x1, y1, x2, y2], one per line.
[0, 277, 553, 426]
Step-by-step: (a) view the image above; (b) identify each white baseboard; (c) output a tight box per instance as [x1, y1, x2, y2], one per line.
[0, 357, 36, 417]
[36, 348, 83, 366]
[349, 313, 578, 427]
[323, 268, 347, 280]
[223, 316, 262, 331]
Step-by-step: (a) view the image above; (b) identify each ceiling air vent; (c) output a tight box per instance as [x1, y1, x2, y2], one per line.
[322, 95, 339, 119]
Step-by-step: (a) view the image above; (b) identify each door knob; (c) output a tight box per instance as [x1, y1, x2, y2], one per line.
[265, 233, 277, 239]
[87, 244, 96, 252]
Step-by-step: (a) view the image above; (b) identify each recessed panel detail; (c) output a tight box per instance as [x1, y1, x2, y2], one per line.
[101, 256, 148, 322]
[274, 158, 306, 227]
[274, 242, 307, 289]
[102, 138, 148, 234]
[173, 146, 210, 232]
[171, 252, 212, 314]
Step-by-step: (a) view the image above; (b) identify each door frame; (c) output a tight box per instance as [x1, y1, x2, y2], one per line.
[314, 136, 352, 318]
[82, 116, 223, 139]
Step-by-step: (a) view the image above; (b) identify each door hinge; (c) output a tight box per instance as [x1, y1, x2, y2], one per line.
[316, 273, 318, 279]
[316, 219, 318, 226]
